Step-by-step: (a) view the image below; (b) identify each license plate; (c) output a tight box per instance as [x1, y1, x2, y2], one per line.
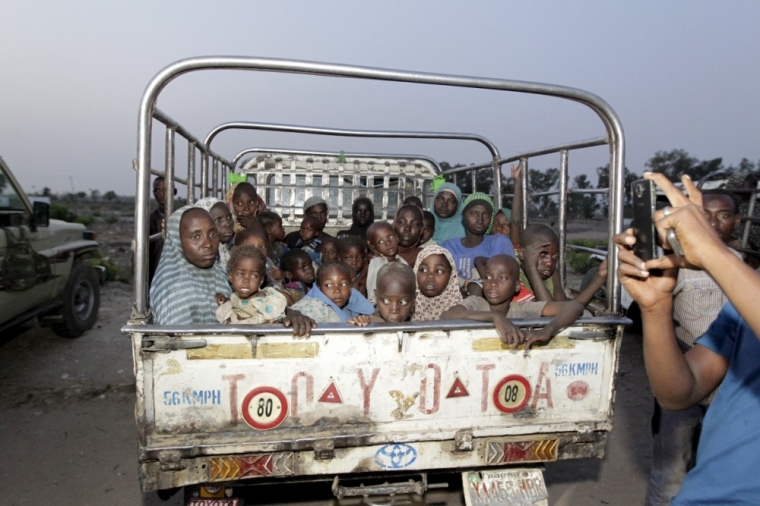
[462, 469, 548, 506]
[187, 499, 240, 506]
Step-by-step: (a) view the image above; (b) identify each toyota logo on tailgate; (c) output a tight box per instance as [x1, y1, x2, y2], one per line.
[374, 443, 418, 469]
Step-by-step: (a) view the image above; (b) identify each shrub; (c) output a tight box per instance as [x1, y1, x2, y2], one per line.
[92, 209, 101, 217]
[90, 257, 131, 283]
[74, 215, 93, 226]
[105, 214, 118, 224]
[50, 203, 78, 222]
[567, 239, 607, 275]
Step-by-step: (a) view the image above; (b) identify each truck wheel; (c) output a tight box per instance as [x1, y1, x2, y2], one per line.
[52, 260, 100, 338]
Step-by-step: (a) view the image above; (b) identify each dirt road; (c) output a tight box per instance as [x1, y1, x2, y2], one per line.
[0, 283, 652, 506]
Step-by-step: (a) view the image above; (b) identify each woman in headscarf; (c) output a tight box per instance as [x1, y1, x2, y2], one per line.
[411, 245, 463, 321]
[150, 206, 231, 325]
[193, 197, 235, 266]
[337, 197, 375, 239]
[430, 183, 465, 243]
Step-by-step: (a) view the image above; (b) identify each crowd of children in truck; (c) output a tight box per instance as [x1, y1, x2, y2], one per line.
[145, 164, 613, 349]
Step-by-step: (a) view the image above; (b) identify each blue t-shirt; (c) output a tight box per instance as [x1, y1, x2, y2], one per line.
[672, 302, 760, 505]
[440, 235, 515, 281]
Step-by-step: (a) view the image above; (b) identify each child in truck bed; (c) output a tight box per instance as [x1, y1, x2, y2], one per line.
[290, 261, 374, 324]
[280, 249, 315, 305]
[215, 246, 287, 324]
[370, 262, 416, 323]
[338, 236, 368, 297]
[442, 254, 583, 348]
[256, 210, 288, 267]
[411, 245, 463, 321]
[365, 221, 407, 303]
[518, 224, 607, 306]
[441, 192, 515, 294]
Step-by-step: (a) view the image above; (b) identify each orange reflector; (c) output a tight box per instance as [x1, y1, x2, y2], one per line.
[485, 439, 558, 465]
[209, 453, 295, 482]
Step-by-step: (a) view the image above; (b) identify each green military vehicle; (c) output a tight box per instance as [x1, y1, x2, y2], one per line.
[0, 156, 102, 337]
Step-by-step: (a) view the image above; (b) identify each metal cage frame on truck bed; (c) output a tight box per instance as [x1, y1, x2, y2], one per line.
[132, 56, 625, 318]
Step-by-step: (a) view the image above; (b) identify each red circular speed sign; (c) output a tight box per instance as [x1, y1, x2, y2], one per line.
[242, 386, 288, 430]
[492, 375, 531, 413]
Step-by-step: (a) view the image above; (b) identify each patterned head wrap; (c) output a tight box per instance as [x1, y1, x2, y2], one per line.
[150, 206, 231, 324]
[462, 192, 495, 234]
[411, 245, 463, 321]
[193, 197, 231, 266]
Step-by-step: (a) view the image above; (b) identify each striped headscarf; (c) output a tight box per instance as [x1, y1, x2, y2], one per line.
[150, 206, 231, 325]
[411, 245, 463, 321]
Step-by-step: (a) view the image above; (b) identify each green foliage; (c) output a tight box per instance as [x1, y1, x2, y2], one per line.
[567, 239, 606, 275]
[527, 167, 559, 217]
[74, 215, 93, 226]
[596, 165, 640, 217]
[103, 190, 117, 201]
[50, 203, 78, 222]
[105, 214, 118, 224]
[569, 174, 597, 219]
[90, 257, 130, 283]
[92, 209, 101, 217]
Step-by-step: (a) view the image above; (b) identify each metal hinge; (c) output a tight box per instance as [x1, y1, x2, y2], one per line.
[158, 450, 186, 471]
[453, 428, 474, 452]
[141, 336, 207, 352]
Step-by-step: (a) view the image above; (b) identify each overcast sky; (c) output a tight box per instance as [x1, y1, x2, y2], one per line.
[2, 1, 759, 196]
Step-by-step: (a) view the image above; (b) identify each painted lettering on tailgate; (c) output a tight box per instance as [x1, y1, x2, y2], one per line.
[163, 390, 221, 406]
[554, 362, 599, 377]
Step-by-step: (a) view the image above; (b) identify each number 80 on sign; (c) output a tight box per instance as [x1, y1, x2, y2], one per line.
[242, 386, 288, 430]
[492, 375, 531, 413]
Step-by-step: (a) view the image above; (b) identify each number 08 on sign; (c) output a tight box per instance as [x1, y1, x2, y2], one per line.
[242, 386, 288, 430]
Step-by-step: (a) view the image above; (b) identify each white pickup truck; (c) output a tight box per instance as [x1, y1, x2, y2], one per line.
[123, 57, 629, 506]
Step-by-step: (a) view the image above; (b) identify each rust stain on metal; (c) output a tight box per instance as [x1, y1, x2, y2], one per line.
[258, 342, 319, 359]
[186, 344, 252, 360]
[186, 342, 318, 360]
[389, 390, 419, 420]
[471, 335, 575, 352]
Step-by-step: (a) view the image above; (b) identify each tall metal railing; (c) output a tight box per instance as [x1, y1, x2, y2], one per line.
[134, 57, 625, 318]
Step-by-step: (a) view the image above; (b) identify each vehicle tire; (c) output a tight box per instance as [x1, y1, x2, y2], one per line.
[52, 260, 100, 338]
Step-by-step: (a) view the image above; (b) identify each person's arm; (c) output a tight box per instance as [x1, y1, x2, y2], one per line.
[644, 172, 760, 340]
[524, 300, 583, 349]
[510, 163, 523, 247]
[474, 256, 488, 279]
[573, 258, 607, 306]
[615, 228, 728, 409]
[282, 308, 316, 338]
[549, 270, 569, 301]
[522, 243, 554, 301]
[441, 304, 525, 347]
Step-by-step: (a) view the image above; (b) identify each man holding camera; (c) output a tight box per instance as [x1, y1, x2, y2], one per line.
[617, 172, 760, 505]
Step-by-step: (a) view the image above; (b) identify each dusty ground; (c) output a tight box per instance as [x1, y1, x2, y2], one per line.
[0, 218, 653, 505]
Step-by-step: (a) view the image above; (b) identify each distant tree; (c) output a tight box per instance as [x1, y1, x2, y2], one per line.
[645, 149, 724, 182]
[596, 165, 639, 217]
[75, 191, 87, 199]
[568, 174, 597, 220]
[42, 187, 52, 197]
[528, 167, 559, 217]
[103, 190, 117, 201]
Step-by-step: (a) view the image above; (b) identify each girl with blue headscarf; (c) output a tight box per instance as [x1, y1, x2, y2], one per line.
[430, 183, 465, 243]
